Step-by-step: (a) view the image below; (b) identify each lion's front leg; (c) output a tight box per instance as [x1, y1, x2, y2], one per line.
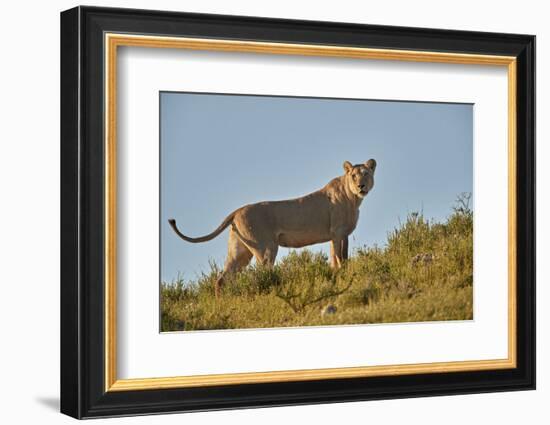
[330, 240, 338, 268]
[342, 236, 349, 261]
[330, 235, 348, 268]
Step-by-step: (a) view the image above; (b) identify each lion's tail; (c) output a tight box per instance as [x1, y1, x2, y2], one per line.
[168, 211, 237, 243]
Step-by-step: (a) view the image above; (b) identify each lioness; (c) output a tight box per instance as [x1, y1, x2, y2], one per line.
[169, 159, 376, 296]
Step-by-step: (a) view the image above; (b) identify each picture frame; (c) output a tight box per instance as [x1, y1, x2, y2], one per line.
[60, 5, 535, 419]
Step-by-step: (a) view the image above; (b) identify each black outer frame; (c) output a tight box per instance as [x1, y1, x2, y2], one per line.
[60, 5, 535, 419]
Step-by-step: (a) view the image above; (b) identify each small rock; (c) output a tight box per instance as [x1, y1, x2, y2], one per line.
[322, 304, 337, 316]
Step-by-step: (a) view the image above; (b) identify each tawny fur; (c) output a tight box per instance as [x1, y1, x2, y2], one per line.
[169, 159, 376, 297]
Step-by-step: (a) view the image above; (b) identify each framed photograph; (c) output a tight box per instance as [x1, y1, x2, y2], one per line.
[60, 6, 535, 419]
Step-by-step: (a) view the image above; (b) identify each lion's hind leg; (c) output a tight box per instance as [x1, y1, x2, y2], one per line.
[252, 243, 279, 267]
[215, 228, 253, 297]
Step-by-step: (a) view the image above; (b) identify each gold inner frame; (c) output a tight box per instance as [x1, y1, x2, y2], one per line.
[104, 33, 517, 392]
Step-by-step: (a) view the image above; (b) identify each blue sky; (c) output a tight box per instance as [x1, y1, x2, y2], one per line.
[160, 92, 472, 283]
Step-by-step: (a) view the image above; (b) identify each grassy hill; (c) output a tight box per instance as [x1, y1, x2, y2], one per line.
[161, 194, 473, 331]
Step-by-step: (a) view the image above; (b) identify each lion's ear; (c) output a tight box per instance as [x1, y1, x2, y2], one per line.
[365, 159, 377, 174]
[343, 161, 353, 174]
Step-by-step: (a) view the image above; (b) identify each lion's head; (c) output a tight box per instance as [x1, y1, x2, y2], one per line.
[343, 159, 376, 198]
